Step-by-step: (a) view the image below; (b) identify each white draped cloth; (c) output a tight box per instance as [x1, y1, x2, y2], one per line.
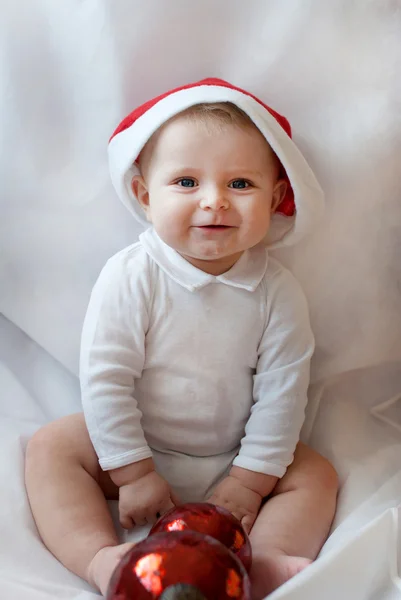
[1, 2, 401, 598]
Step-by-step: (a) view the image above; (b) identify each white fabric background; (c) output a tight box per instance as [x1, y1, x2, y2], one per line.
[1, 1, 401, 598]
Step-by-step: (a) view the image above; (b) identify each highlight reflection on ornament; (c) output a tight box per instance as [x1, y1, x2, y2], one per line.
[106, 531, 251, 600]
[134, 552, 165, 595]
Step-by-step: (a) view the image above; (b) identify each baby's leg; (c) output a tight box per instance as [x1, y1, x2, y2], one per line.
[250, 443, 338, 599]
[25, 414, 132, 595]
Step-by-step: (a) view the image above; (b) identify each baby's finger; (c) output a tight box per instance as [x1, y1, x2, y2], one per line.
[241, 514, 255, 535]
[207, 495, 229, 511]
[229, 509, 245, 524]
[133, 513, 148, 526]
[159, 496, 175, 516]
[145, 511, 159, 525]
[120, 513, 134, 530]
[170, 491, 181, 507]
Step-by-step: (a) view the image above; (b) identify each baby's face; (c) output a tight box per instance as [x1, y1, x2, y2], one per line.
[133, 114, 286, 274]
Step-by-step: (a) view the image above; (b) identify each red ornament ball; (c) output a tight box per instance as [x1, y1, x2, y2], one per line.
[107, 530, 251, 600]
[150, 503, 252, 572]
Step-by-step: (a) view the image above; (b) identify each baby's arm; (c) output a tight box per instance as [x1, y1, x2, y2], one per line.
[210, 266, 314, 531]
[80, 253, 175, 528]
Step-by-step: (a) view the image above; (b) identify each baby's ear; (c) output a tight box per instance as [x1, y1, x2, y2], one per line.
[131, 175, 152, 221]
[271, 179, 288, 214]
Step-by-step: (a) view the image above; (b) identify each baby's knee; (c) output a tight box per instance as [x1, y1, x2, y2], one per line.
[309, 452, 338, 493]
[26, 413, 96, 471]
[297, 444, 338, 493]
[276, 444, 338, 496]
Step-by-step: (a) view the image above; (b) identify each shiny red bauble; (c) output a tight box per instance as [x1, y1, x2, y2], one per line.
[150, 503, 252, 572]
[106, 530, 251, 600]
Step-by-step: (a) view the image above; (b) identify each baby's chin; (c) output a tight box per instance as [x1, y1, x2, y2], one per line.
[176, 247, 245, 275]
[154, 230, 248, 270]
[178, 241, 240, 260]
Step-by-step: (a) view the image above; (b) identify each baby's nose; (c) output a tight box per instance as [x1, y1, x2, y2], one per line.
[200, 188, 230, 211]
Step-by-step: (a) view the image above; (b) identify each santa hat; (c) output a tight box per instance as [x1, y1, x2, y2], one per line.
[108, 78, 324, 248]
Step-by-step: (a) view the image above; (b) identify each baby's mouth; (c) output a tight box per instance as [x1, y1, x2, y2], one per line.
[199, 225, 232, 230]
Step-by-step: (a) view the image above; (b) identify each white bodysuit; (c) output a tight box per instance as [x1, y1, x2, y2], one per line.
[80, 228, 314, 501]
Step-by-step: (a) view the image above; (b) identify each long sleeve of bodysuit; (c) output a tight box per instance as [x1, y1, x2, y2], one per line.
[233, 265, 315, 478]
[80, 247, 153, 470]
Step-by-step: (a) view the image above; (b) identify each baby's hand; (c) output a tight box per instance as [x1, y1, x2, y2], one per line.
[110, 458, 177, 529]
[208, 475, 262, 534]
[118, 470, 175, 529]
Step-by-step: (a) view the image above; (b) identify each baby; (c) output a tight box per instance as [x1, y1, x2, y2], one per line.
[25, 78, 338, 599]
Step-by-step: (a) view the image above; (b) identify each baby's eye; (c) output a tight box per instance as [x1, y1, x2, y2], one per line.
[177, 178, 196, 188]
[229, 179, 250, 189]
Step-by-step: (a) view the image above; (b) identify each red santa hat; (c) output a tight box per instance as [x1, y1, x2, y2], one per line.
[108, 78, 324, 247]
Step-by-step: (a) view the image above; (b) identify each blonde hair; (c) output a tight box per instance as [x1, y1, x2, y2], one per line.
[138, 102, 272, 174]
[179, 102, 255, 130]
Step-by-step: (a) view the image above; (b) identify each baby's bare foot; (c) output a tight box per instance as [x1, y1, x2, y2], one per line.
[86, 542, 135, 596]
[251, 552, 312, 599]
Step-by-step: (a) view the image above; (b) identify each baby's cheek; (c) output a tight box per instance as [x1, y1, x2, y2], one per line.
[241, 214, 270, 244]
[157, 205, 192, 236]
[152, 216, 186, 250]
[252, 209, 272, 235]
